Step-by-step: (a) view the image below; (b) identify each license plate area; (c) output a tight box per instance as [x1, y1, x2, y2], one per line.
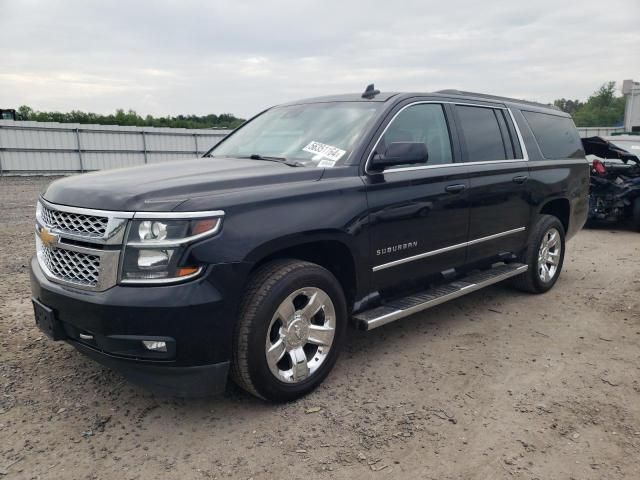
[32, 298, 65, 340]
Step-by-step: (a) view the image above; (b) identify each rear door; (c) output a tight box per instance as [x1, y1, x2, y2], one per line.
[363, 101, 470, 290]
[453, 104, 530, 262]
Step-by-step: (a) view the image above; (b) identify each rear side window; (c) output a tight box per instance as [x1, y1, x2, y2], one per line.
[456, 106, 508, 162]
[376, 103, 453, 166]
[522, 111, 583, 159]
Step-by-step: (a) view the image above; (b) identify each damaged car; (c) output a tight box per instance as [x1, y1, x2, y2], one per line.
[582, 135, 640, 230]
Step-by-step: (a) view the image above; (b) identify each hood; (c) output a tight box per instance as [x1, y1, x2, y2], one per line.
[42, 157, 324, 211]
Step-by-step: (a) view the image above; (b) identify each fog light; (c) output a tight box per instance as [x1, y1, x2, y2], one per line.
[142, 340, 167, 352]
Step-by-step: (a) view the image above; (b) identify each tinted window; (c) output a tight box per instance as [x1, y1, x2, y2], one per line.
[457, 106, 508, 161]
[376, 103, 452, 166]
[522, 111, 583, 159]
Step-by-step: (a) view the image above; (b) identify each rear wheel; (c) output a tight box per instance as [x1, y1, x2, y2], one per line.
[231, 259, 347, 402]
[512, 215, 566, 293]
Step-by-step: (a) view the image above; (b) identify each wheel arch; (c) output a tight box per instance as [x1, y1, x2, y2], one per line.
[539, 197, 571, 233]
[245, 232, 360, 309]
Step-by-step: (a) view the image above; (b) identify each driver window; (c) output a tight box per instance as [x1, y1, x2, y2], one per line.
[377, 103, 453, 167]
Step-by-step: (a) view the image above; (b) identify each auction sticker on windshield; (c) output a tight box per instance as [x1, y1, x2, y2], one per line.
[303, 141, 346, 162]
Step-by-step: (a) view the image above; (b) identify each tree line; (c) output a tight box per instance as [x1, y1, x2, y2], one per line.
[15, 106, 245, 129]
[11, 81, 627, 129]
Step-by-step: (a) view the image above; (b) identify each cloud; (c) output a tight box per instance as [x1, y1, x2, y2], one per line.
[0, 0, 638, 117]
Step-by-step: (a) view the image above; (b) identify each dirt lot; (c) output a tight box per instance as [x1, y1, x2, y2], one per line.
[1, 176, 639, 480]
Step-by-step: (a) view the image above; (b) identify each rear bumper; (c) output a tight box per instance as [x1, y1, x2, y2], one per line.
[30, 256, 251, 396]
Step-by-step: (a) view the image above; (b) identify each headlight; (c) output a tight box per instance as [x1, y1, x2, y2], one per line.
[120, 216, 222, 283]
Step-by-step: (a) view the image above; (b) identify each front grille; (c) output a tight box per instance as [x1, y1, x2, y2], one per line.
[41, 204, 109, 237]
[36, 201, 128, 291]
[37, 237, 101, 287]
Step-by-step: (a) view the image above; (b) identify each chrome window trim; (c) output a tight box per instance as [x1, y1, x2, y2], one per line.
[382, 159, 526, 174]
[506, 108, 530, 161]
[364, 101, 529, 175]
[372, 227, 526, 272]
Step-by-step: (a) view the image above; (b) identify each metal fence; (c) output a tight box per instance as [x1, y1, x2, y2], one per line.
[0, 119, 628, 175]
[576, 126, 625, 138]
[0, 120, 230, 175]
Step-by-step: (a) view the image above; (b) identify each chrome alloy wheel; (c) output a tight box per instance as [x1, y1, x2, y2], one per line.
[265, 287, 336, 384]
[538, 227, 561, 283]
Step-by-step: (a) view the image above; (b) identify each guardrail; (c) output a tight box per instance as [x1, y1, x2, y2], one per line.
[0, 120, 230, 175]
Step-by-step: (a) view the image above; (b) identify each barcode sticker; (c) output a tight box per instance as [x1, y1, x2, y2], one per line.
[303, 141, 346, 162]
[317, 159, 337, 168]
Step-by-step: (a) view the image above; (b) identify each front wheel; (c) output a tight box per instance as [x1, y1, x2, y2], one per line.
[512, 215, 566, 294]
[231, 259, 347, 402]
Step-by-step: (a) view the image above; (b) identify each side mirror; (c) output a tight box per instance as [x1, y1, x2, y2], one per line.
[370, 142, 429, 171]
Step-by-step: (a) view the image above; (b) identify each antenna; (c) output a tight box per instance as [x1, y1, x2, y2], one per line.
[362, 84, 380, 99]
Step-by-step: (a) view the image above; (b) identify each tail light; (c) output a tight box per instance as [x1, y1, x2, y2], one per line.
[592, 159, 606, 175]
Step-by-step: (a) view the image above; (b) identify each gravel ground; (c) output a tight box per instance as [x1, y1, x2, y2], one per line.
[1, 176, 639, 480]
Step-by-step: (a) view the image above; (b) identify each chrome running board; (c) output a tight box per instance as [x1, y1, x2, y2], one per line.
[353, 263, 528, 331]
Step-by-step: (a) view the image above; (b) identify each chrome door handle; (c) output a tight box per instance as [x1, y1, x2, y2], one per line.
[512, 175, 529, 184]
[445, 184, 466, 194]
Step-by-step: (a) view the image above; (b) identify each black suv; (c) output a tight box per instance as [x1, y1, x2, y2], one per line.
[30, 87, 589, 401]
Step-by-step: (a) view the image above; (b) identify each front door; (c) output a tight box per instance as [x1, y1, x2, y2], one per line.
[363, 102, 470, 290]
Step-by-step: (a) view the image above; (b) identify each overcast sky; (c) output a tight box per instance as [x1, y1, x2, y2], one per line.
[1, 0, 638, 118]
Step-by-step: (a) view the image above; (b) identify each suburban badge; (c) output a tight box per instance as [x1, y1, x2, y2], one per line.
[376, 241, 418, 256]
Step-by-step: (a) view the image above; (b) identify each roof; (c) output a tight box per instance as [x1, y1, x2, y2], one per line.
[280, 92, 400, 105]
[278, 88, 564, 115]
[435, 89, 561, 111]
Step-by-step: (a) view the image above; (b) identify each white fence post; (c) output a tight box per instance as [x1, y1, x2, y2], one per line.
[75, 128, 84, 172]
[142, 131, 148, 164]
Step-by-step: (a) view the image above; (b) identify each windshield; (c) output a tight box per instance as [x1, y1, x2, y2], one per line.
[208, 102, 382, 167]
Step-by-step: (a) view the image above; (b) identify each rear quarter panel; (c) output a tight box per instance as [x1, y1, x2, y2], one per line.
[512, 108, 590, 240]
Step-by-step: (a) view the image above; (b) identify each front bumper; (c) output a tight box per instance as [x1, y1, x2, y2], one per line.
[30, 256, 250, 396]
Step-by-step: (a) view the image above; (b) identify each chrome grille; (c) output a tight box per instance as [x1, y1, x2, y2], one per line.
[36, 237, 100, 287]
[35, 200, 130, 291]
[41, 204, 109, 237]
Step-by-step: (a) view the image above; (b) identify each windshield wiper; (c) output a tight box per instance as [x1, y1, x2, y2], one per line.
[246, 154, 304, 167]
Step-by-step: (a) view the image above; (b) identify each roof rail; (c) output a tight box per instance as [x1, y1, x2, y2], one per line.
[436, 89, 560, 111]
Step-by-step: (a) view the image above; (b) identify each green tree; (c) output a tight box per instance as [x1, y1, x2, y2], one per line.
[553, 98, 583, 116]
[553, 82, 625, 127]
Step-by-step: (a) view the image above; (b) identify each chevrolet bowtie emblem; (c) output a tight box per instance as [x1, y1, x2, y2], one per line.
[39, 227, 59, 247]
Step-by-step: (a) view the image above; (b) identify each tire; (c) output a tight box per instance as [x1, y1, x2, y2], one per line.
[632, 198, 640, 232]
[511, 215, 566, 294]
[230, 259, 347, 402]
